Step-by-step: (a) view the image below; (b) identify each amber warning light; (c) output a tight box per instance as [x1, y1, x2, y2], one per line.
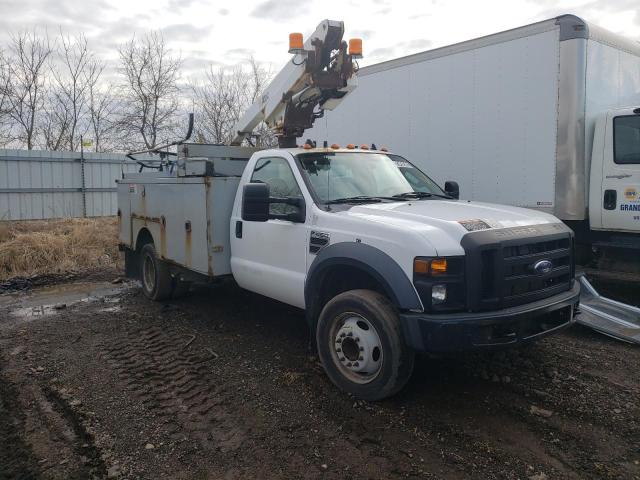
[349, 38, 363, 58]
[289, 32, 304, 54]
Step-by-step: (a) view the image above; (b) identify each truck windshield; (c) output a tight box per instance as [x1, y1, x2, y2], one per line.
[297, 152, 447, 204]
[614, 115, 640, 164]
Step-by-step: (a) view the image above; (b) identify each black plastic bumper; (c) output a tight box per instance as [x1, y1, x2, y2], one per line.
[400, 282, 580, 352]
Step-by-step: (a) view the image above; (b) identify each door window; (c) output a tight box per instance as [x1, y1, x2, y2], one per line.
[251, 157, 303, 215]
[614, 115, 640, 165]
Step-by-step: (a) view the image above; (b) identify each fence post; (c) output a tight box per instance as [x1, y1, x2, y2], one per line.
[80, 136, 87, 218]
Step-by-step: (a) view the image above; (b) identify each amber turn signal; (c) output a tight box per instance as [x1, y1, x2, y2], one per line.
[414, 258, 448, 275]
[414, 259, 430, 275]
[430, 258, 448, 274]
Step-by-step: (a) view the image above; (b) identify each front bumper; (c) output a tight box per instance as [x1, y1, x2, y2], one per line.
[400, 282, 580, 352]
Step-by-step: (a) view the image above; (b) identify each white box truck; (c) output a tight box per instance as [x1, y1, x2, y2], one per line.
[307, 14, 640, 269]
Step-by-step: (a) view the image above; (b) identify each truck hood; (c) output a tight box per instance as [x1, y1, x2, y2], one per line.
[338, 199, 561, 253]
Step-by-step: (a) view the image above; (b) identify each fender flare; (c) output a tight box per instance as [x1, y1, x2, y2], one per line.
[304, 242, 422, 326]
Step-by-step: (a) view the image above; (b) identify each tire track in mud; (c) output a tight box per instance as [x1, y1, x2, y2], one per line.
[0, 368, 40, 480]
[98, 324, 249, 452]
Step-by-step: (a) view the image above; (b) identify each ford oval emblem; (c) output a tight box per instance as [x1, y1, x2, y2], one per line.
[533, 260, 553, 275]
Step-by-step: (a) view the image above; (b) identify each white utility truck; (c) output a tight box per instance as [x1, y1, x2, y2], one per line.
[307, 14, 640, 270]
[119, 20, 579, 400]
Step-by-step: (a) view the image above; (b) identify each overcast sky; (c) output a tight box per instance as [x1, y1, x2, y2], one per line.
[0, 0, 639, 79]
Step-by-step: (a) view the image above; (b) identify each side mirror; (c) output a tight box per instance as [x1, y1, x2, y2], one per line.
[242, 183, 270, 221]
[242, 183, 307, 223]
[444, 181, 459, 200]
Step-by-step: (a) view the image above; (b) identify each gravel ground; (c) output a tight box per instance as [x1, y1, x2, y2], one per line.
[0, 270, 639, 480]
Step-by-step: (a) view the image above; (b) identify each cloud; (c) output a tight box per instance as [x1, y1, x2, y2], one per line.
[161, 23, 212, 42]
[250, 0, 306, 20]
[218, 8, 229, 16]
[368, 46, 397, 61]
[225, 47, 255, 60]
[404, 39, 432, 50]
[351, 29, 376, 40]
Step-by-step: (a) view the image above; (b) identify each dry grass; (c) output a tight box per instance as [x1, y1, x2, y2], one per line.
[0, 217, 119, 281]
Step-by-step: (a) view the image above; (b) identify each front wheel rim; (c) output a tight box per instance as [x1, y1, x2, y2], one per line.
[329, 313, 383, 384]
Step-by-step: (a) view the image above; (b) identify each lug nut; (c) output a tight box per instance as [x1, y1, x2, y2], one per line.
[336, 348, 341, 352]
[336, 338, 342, 343]
[359, 356, 364, 361]
[359, 346, 364, 351]
[347, 332, 353, 336]
[340, 332, 345, 337]
[347, 362, 352, 367]
[339, 357, 345, 362]
[355, 337, 360, 343]
[354, 362, 359, 367]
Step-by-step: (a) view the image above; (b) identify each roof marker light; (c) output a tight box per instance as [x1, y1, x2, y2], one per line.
[330, 143, 340, 149]
[360, 144, 369, 150]
[346, 144, 355, 149]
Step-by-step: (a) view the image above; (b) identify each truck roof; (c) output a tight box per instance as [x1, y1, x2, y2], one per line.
[275, 147, 395, 155]
[360, 14, 640, 77]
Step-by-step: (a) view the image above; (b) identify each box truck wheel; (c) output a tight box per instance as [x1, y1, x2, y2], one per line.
[140, 243, 172, 301]
[316, 289, 414, 401]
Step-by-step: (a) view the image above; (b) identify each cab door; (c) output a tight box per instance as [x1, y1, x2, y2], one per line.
[230, 153, 310, 308]
[600, 109, 640, 232]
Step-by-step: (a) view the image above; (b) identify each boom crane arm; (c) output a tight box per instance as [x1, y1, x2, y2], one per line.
[231, 20, 361, 148]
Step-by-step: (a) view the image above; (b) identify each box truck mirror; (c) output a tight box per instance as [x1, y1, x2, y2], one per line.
[444, 181, 460, 199]
[242, 183, 270, 222]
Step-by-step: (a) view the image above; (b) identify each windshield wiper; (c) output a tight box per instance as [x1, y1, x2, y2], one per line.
[392, 191, 453, 200]
[325, 196, 385, 205]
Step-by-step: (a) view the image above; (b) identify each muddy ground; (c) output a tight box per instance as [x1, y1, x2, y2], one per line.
[0, 269, 639, 480]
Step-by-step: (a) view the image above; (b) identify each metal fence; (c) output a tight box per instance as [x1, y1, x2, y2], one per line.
[0, 149, 143, 220]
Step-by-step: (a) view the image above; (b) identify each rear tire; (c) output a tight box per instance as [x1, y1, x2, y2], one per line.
[316, 289, 414, 401]
[140, 243, 172, 301]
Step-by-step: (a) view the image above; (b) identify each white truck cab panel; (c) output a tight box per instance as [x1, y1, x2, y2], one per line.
[590, 108, 640, 233]
[230, 150, 311, 308]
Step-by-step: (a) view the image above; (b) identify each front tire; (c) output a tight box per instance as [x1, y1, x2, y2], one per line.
[316, 289, 414, 401]
[140, 243, 172, 301]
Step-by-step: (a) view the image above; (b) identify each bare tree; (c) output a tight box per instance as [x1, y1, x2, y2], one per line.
[191, 56, 275, 146]
[49, 32, 104, 151]
[0, 49, 12, 145]
[118, 32, 182, 150]
[88, 81, 118, 152]
[3, 31, 52, 149]
[39, 87, 71, 150]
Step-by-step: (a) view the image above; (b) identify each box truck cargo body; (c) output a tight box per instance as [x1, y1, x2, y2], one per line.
[307, 15, 640, 256]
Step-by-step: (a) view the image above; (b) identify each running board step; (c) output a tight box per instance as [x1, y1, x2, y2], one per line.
[576, 274, 640, 345]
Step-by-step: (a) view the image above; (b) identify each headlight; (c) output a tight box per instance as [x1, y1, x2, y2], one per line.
[413, 256, 465, 311]
[432, 284, 447, 304]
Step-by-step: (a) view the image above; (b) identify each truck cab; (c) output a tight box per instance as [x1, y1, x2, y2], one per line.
[227, 147, 579, 398]
[589, 107, 640, 236]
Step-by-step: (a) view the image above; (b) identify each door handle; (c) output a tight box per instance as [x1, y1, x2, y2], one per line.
[603, 189, 617, 210]
[235, 220, 243, 238]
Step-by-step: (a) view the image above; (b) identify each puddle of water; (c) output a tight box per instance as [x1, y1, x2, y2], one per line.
[1, 280, 135, 321]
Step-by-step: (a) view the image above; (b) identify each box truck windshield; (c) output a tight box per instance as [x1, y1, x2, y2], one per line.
[614, 115, 640, 165]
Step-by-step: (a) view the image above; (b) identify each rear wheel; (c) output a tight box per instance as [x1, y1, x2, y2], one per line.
[140, 243, 172, 301]
[316, 289, 414, 401]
